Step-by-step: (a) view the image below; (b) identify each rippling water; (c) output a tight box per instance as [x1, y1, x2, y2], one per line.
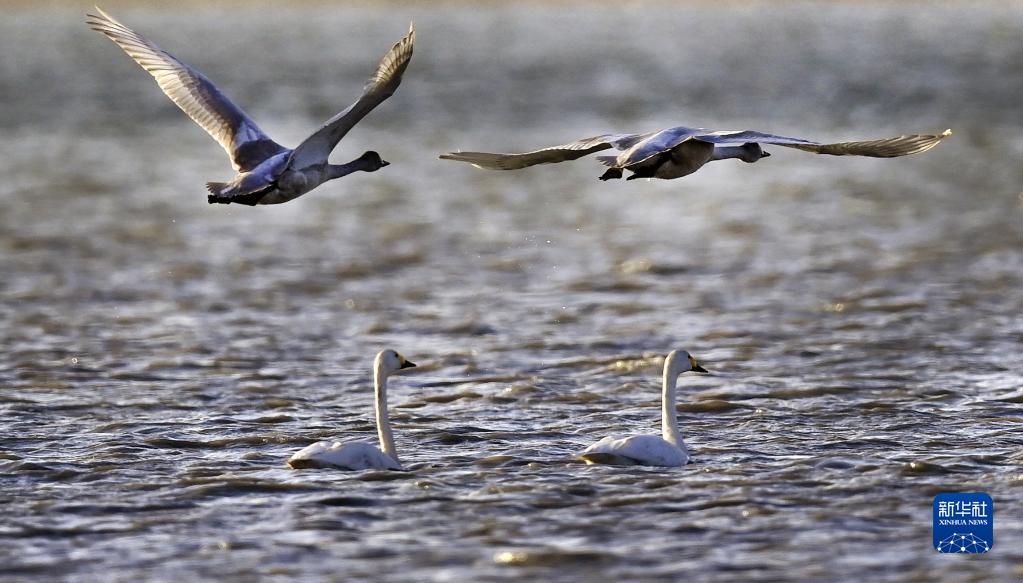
[2, 2, 1022, 581]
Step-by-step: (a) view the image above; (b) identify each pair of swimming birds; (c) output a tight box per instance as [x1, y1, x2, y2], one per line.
[287, 348, 707, 470]
[88, 8, 952, 207]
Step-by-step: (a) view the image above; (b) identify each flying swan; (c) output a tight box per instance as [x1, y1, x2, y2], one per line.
[87, 8, 414, 205]
[580, 350, 708, 467]
[440, 126, 951, 181]
[288, 350, 417, 470]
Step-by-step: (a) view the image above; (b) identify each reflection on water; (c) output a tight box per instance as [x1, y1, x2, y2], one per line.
[2, 2, 1023, 581]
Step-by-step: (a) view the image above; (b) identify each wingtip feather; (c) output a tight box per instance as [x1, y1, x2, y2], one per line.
[86, 5, 115, 27]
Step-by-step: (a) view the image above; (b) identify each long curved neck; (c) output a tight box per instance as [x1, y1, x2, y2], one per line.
[326, 159, 372, 180]
[373, 361, 399, 464]
[661, 361, 683, 448]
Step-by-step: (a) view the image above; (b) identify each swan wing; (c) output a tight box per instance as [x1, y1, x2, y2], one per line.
[287, 23, 415, 170]
[87, 8, 288, 173]
[439, 133, 649, 170]
[580, 434, 688, 467]
[694, 128, 952, 157]
[287, 440, 401, 471]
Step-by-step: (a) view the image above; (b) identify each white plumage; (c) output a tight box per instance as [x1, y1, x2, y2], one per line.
[288, 350, 416, 471]
[580, 350, 708, 467]
[288, 440, 401, 472]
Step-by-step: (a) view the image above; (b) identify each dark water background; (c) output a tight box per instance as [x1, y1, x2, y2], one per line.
[2, 2, 1022, 581]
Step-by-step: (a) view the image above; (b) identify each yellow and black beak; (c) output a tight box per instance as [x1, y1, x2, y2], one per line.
[399, 357, 416, 369]
[689, 356, 708, 373]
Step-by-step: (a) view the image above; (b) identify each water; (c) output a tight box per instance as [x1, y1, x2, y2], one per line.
[2, 2, 1023, 581]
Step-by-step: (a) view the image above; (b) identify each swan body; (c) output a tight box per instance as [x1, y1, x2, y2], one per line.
[440, 126, 951, 181]
[580, 350, 708, 467]
[288, 350, 416, 471]
[581, 434, 690, 467]
[287, 440, 401, 471]
[87, 8, 414, 206]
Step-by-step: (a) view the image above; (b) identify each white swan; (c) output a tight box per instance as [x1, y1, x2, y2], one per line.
[288, 349, 416, 470]
[580, 350, 708, 467]
[440, 126, 951, 181]
[87, 8, 414, 206]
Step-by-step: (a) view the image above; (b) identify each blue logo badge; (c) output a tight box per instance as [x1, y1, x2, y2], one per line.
[933, 492, 993, 553]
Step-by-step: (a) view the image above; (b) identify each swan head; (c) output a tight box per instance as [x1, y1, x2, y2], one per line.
[665, 349, 708, 376]
[375, 349, 416, 374]
[360, 151, 390, 171]
[740, 142, 770, 163]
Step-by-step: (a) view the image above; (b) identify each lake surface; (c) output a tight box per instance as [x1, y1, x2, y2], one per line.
[2, 2, 1022, 581]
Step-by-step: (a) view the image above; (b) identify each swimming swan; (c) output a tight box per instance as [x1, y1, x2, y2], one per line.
[440, 126, 951, 181]
[580, 350, 708, 467]
[87, 8, 414, 206]
[288, 350, 416, 470]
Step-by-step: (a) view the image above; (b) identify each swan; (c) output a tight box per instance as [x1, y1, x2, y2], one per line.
[440, 126, 951, 181]
[288, 349, 416, 470]
[87, 8, 414, 206]
[580, 350, 708, 467]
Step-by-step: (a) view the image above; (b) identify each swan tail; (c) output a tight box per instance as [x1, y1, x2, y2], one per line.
[205, 181, 227, 195]
[287, 458, 327, 470]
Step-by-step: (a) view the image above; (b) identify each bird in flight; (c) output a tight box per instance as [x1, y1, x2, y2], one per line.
[88, 8, 414, 205]
[440, 126, 950, 181]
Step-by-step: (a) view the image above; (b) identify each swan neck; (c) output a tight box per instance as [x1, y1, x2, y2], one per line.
[327, 159, 370, 180]
[661, 361, 683, 448]
[711, 144, 762, 163]
[710, 146, 746, 161]
[374, 361, 399, 464]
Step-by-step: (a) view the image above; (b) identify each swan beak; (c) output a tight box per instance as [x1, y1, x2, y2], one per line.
[380, 160, 391, 167]
[761, 151, 771, 158]
[688, 355, 708, 373]
[400, 359, 416, 369]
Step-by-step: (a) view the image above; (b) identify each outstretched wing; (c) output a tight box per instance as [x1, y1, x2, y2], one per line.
[439, 133, 649, 170]
[287, 23, 415, 170]
[87, 8, 288, 173]
[695, 128, 952, 157]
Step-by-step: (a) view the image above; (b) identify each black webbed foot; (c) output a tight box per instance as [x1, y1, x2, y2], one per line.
[207, 191, 265, 206]
[598, 168, 623, 181]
